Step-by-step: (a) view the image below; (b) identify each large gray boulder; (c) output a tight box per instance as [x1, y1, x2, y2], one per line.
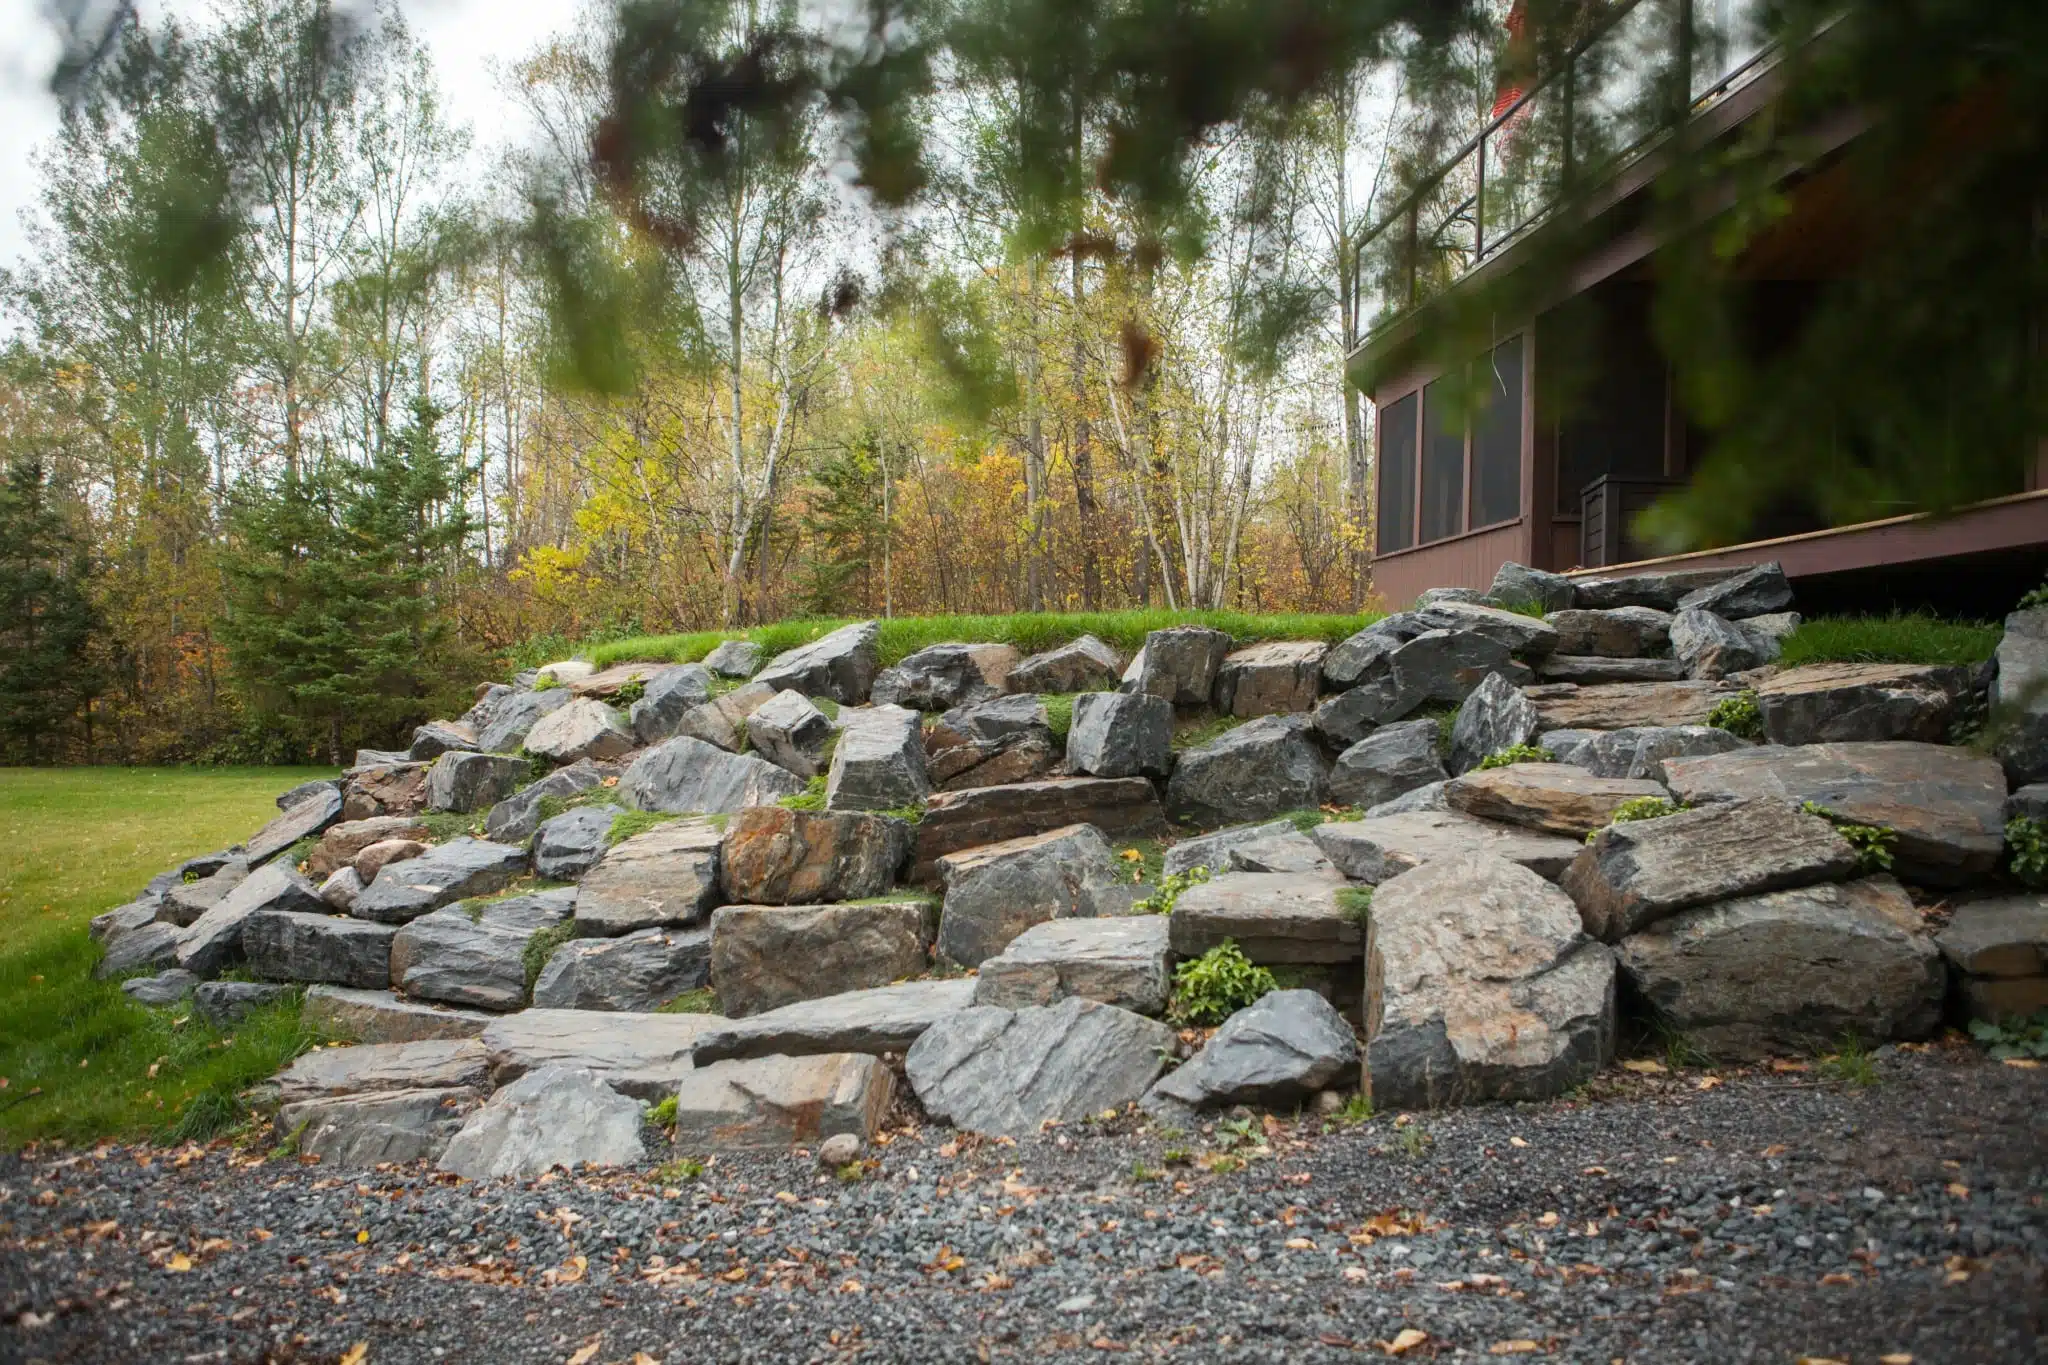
[925, 695, 1060, 791]
[275, 777, 341, 812]
[462, 683, 512, 731]
[974, 915, 1173, 1015]
[872, 642, 1019, 711]
[531, 806, 615, 881]
[668, 1053, 895, 1153]
[177, 860, 327, 978]
[675, 681, 776, 753]
[1545, 606, 1671, 658]
[1386, 630, 1533, 708]
[479, 757, 606, 843]
[1166, 714, 1327, 827]
[522, 697, 633, 765]
[1562, 799, 1860, 942]
[906, 997, 1175, 1138]
[1311, 678, 1414, 748]
[192, 980, 291, 1025]
[531, 927, 709, 1011]
[620, 735, 804, 813]
[302, 985, 493, 1044]
[425, 752, 531, 814]
[408, 720, 477, 762]
[825, 704, 930, 812]
[1007, 635, 1122, 693]
[1065, 691, 1172, 779]
[389, 889, 575, 1011]
[96, 920, 185, 979]
[475, 687, 572, 754]
[690, 978, 977, 1064]
[2007, 782, 2048, 822]
[934, 823, 1131, 968]
[1120, 626, 1233, 707]
[710, 899, 935, 1017]
[122, 968, 198, 1005]
[348, 838, 530, 925]
[1445, 762, 1669, 838]
[1572, 566, 1743, 612]
[574, 819, 723, 934]
[718, 805, 906, 905]
[1168, 872, 1360, 965]
[275, 1088, 478, 1168]
[1366, 853, 1616, 1109]
[1755, 662, 1968, 746]
[1311, 810, 1583, 884]
[912, 777, 1165, 880]
[753, 620, 882, 704]
[1675, 560, 1792, 618]
[1737, 611, 1802, 661]
[1991, 608, 2048, 784]
[1322, 614, 1426, 689]
[243, 910, 395, 988]
[702, 639, 764, 679]
[1935, 895, 2048, 980]
[1615, 876, 1943, 1059]
[1413, 599, 1560, 656]
[271, 1038, 489, 1107]
[1143, 990, 1358, 1115]
[439, 1066, 645, 1180]
[746, 689, 837, 778]
[1447, 671, 1541, 774]
[1670, 608, 1764, 680]
[1484, 561, 1576, 614]
[160, 859, 251, 927]
[1540, 725, 1751, 783]
[1524, 680, 1733, 731]
[1329, 719, 1448, 810]
[478, 1009, 722, 1098]
[627, 663, 716, 744]
[245, 784, 345, 867]
[341, 760, 429, 820]
[1662, 741, 2007, 886]
[1161, 818, 1299, 878]
[1213, 641, 1327, 718]
[1221, 830, 1336, 875]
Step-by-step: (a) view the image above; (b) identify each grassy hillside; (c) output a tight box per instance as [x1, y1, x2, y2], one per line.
[0, 767, 333, 1146]
[578, 608, 1383, 671]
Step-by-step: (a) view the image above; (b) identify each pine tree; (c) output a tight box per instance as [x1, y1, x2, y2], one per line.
[0, 458, 103, 763]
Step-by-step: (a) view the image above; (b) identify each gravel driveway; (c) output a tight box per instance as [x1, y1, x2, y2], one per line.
[4, 1045, 2043, 1364]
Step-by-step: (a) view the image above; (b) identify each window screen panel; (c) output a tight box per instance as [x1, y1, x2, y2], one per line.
[1470, 336, 1524, 528]
[1377, 393, 1417, 554]
[1419, 375, 1466, 544]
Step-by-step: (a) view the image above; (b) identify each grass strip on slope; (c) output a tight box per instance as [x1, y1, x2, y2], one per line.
[1777, 613, 2002, 668]
[0, 766, 336, 1146]
[581, 608, 1383, 672]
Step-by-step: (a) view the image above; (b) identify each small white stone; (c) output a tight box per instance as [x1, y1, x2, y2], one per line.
[818, 1132, 862, 1167]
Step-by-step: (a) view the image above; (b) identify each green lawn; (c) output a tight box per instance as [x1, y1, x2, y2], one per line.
[1778, 613, 2003, 668]
[0, 766, 333, 1147]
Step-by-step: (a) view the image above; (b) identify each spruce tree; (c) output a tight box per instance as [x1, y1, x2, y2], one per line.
[0, 458, 103, 763]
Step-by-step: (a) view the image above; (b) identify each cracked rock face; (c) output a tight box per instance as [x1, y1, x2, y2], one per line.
[934, 823, 1130, 968]
[1166, 714, 1328, 827]
[438, 1066, 645, 1180]
[1144, 990, 1360, 1115]
[906, 997, 1176, 1138]
[710, 900, 935, 1017]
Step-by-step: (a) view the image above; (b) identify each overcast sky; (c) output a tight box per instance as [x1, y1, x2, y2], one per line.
[0, 0, 574, 270]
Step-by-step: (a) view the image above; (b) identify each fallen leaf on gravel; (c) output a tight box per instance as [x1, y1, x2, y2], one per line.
[1379, 1328, 1428, 1355]
[1343, 1267, 1370, 1282]
[1770, 1060, 1809, 1073]
[1509, 1137, 1528, 1148]
[566, 1343, 601, 1365]
[1696, 1076, 1722, 1090]
[164, 1253, 192, 1272]
[1489, 1341, 1541, 1355]
[338, 1346, 367, 1365]
[1581, 1165, 1606, 1176]
[630, 1355, 659, 1365]
[1878, 1355, 1913, 1363]
[1285, 1238, 1315, 1250]
[1536, 1212, 1559, 1227]
[1819, 1273, 1857, 1286]
[356, 1230, 369, 1244]
[1762, 1144, 1789, 1157]
[838, 1279, 863, 1293]
[1621, 1060, 1666, 1074]
[1089, 1339, 1125, 1352]
[1946, 1182, 1970, 1199]
[1794, 1358, 1847, 1365]
[2002, 1058, 2039, 1070]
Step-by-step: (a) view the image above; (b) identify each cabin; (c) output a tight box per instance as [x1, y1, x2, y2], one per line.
[1349, 0, 2048, 615]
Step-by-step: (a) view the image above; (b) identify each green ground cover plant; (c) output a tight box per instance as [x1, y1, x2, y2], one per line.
[1169, 940, 1277, 1027]
[0, 767, 334, 1146]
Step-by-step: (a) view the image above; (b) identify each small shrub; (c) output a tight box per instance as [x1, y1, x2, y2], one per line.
[1800, 801, 1896, 872]
[607, 809, 678, 847]
[283, 834, 322, 869]
[2006, 816, 2048, 888]
[522, 921, 577, 996]
[614, 680, 647, 707]
[836, 1162, 864, 1184]
[1394, 1122, 1432, 1159]
[1170, 940, 1278, 1026]
[1967, 1011, 2048, 1060]
[1129, 1161, 1161, 1183]
[1429, 706, 1458, 758]
[2020, 579, 2048, 611]
[1335, 885, 1373, 928]
[1330, 1093, 1374, 1127]
[1132, 864, 1210, 915]
[162, 1086, 243, 1144]
[645, 1095, 678, 1127]
[779, 776, 828, 812]
[1477, 743, 1554, 770]
[1161, 1146, 1193, 1166]
[1706, 691, 1763, 739]
[1493, 598, 1548, 619]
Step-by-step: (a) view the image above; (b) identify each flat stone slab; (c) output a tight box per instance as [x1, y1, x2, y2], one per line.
[1310, 811, 1583, 883]
[1616, 875, 1943, 1060]
[1662, 741, 2008, 886]
[1445, 763, 1669, 838]
[620, 735, 805, 813]
[425, 752, 531, 814]
[475, 688, 573, 754]
[872, 642, 1018, 711]
[1534, 656, 1688, 684]
[523, 697, 634, 764]
[479, 1009, 724, 1099]
[1162, 819, 1300, 878]
[302, 985, 493, 1043]
[177, 860, 327, 978]
[1169, 872, 1360, 965]
[273, 1039, 489, 1107]
[912, 778, 1165, 881]
[122, 969, 197, 1006]
[906, 997, 1175, 1138]
[1962, 975, 2048, 1023]
[245, 785, 345, 867]
[1755, 662, 1968, 746]
[669, 1053, 895, 1152]
[243, 910, 395, 989]
[1571, 566, 1745, 612]
[1144, 989, 1358, 1115]
[1222, 831, 1336, 875]
[703, 639, 764, 679]
[1524, 680, 1733, 731]
[1564, 800, 1859, 942]
[440, 1066, 645, 1180]
[275, 1087, 480, 1168]
[1935, 895, 2048, 978]
[567, 661, 666, 697]
[710, 900, 936, 1017]
[1540, 725, 1752, 783]
[1544, 607, 1672, 658]
[574, 819, 723, 934]
[974, 916, 1173, 1015]
[193, 980, 291, 1026]
[348, 838, 530, 924]
[690, 978, 978, 1064]
[532, 927, 709, 1011]
[97, 920, 185, 979]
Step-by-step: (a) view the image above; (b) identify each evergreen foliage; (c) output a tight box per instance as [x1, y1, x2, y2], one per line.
[0, 458, 103, 762]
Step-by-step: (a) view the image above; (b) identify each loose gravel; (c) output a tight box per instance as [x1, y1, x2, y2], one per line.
[3, 1045, 2043, 1364]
